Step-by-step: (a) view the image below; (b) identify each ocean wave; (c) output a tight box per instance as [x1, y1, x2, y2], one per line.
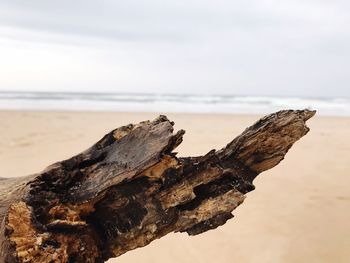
[0, 91, 349, 116]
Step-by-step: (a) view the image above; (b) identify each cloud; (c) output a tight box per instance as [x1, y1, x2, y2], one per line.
[0, 0, 349, 97]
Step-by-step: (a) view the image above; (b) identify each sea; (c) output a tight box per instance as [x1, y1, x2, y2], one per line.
[0, 91, 349, 116]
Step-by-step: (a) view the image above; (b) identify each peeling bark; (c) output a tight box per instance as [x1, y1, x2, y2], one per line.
[0, 110, 315, 262]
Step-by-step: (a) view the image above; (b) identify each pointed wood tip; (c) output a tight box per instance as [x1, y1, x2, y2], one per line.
[299, 109, 316, 121]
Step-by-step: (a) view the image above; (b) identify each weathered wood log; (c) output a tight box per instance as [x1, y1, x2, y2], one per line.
[0, 109, 315, 262]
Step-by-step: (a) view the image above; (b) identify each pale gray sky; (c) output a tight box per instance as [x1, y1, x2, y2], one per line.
[0, 0, 349, 97]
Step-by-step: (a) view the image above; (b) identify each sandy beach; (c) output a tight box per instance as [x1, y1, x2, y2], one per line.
[0, 110, 349, 263]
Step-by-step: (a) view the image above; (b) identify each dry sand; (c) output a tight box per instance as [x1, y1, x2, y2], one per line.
[0, 111, 349, 263]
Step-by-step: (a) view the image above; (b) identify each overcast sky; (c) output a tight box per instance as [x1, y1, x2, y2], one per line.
[0, 0, 349, 97]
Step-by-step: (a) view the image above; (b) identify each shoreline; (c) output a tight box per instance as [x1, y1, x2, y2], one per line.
[1, 92, 350, 116]
[1, 108, 350, 118]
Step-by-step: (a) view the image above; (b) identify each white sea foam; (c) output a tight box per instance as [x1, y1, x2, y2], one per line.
[0, 92, 349, 116]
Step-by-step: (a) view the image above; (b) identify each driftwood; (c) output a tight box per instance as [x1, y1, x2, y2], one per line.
[0, 109, 315, 262]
